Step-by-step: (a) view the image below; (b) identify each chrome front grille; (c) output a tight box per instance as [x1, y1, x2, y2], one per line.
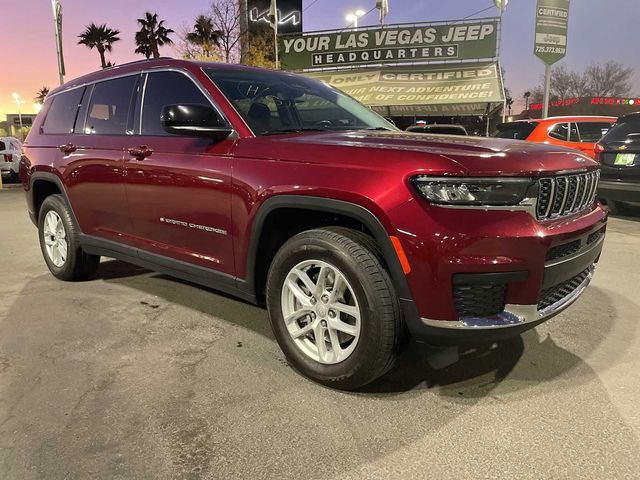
[536, 171, 600, 220]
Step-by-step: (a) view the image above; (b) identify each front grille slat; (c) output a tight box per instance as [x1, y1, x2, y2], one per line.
[536, 171, 599, 221]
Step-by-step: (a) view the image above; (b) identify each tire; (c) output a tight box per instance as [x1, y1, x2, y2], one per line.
[38, 194, 100, 281]
[266, 227, 403, 390]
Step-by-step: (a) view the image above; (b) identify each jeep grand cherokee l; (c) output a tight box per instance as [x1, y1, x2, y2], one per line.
[21, 59, 607, 389]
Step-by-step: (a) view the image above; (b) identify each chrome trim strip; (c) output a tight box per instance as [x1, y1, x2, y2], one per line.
[421, 265, 595, 330]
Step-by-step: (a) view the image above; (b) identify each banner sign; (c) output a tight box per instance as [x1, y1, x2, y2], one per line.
[304, 63, 504, 111]
[248, 0, 302, 35]
[280, 19, 499, 71]
[534, 0, 570, 65]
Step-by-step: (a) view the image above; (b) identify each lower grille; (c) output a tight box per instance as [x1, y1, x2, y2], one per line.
[453, 284, 506, 318]
[546, 240, 581, 261]
[538, 268, 591, 311]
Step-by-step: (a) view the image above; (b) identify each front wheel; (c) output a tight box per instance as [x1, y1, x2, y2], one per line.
[266, 228, 403, 389]
[38, 194, 100, 281]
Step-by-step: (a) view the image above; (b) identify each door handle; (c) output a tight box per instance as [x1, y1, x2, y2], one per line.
[128, 146, 153, 160]
[59, 143, 77, 154]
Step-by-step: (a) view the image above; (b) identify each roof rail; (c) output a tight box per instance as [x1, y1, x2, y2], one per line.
[105, 56, 175, 70]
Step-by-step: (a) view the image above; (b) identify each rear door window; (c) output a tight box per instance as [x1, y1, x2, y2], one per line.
[575, 122, 612, 142]
[84, 76, 137, 135]
[548, 123, 569, 141]
[41, 87, 85, 135]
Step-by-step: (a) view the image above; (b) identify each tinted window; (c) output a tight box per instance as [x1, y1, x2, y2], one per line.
[492, 122, 538, 140]
[0, 141, 5, 151]
[548, 123, 569, 141]
[141, 71, 212, 136]
[576, 122, 612, 142]
[84, 76, 137, 135]
[41, 88, 85, 135]
[206, 69, 395, 135]
[602, 119, 640, 143]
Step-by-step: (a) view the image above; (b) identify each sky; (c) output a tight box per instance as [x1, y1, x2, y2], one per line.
[1, 0, 639, 117]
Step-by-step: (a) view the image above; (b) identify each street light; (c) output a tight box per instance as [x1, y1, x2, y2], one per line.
[11, 93, 25, 140]
[346, 9, 366, 30]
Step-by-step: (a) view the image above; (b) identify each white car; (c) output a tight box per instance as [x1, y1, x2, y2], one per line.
[1, 137, 22, 182]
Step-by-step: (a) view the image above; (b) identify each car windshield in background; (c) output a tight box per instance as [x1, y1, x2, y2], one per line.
[407, 125, 467, 135]
[493, 122, 538, 140]
[204, 68, 397, 136]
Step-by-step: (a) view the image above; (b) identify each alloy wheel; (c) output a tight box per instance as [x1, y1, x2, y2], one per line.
[43, 210, 68, 267]
[281, 259, 361, 364]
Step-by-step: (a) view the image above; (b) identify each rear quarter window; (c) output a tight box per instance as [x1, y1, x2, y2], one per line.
[41, 87, 85, 135]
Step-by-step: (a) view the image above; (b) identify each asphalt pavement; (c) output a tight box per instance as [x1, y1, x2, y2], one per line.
[1, 187, 639, 479]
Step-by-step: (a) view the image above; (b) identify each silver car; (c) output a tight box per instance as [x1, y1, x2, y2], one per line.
[0, 137, 22, 182]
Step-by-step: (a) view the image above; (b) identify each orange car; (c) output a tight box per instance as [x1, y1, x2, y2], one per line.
[494, 116, 616, 157]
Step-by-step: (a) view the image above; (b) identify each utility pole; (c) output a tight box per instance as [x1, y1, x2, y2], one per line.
[239, 0, 249, 64]
[51, 0, 65, 86]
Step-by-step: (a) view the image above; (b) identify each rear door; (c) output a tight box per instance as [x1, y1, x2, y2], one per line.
[123, 70, 235, 275]
[64, 75, 139, 243]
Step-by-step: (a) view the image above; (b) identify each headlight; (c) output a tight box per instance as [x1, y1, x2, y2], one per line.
[410, 176, 534, 206]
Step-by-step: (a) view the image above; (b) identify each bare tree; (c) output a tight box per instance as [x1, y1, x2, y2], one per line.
[524, 61, 635, 104]
[210, 0, 241, 63]
[585, 61, 633, 97]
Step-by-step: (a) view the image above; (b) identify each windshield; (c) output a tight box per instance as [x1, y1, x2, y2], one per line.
[205, 68, 397, 136]
[492, 122, 538, 140]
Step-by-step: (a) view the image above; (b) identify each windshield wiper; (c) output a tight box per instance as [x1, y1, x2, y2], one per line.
[260, 128, 327, 136]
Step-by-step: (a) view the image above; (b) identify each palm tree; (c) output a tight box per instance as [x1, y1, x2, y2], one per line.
[135, 12, 174, 59]
[186, 15, 222, 58]
[78, 23, 121, 69]
[506, 96, 514, 116]
[35, 87, 50, 105]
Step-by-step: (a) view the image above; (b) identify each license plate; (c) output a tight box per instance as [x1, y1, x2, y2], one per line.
[614, 153, 636, 166]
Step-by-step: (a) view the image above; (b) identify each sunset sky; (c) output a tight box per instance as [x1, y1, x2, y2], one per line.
[1, 0, 639, 117]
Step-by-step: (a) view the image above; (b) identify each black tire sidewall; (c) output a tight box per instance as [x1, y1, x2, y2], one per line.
[38, 195, 84, 280]
[267, 232, 396, 388]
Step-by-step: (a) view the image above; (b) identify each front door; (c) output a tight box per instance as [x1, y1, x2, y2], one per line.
[123, 70, 235, 275]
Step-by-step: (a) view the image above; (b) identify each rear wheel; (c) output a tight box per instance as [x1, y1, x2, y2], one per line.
[38, 194, 100, 281]
[266, 228, 403, 389]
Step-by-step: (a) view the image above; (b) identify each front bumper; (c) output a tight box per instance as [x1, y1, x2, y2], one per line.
[598, 179, 640, 204]
[388, 198, 607, 343]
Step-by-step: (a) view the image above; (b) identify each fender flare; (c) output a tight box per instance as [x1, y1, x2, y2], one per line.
[242, 195, 415, 306]
[29, 171, 81, 227]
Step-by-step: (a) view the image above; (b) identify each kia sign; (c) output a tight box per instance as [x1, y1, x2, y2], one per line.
[279, 19, 499, 71]
[534, 0, 570, 65]
[248, 0, 302, 35]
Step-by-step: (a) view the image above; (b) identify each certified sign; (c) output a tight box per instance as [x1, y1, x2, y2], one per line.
[534, 0, 570, 65]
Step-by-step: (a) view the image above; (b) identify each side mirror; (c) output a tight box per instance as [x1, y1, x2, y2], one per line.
[161, 104, 233, 140]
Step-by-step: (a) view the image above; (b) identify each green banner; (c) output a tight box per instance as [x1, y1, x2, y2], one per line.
[534, 0, 570, 65]
[280, 19, 499, 71]
[304, 63, 504, 114]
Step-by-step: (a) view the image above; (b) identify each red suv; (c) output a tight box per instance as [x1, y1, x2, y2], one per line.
[21, 59, 607, 389]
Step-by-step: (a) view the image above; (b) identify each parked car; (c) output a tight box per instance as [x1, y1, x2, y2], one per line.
[21, 59, 607, 389]
[596, 112, 640, 214]
[406, 124, 468, 135]
[1, 136, 23, 182]
[494, 116, 615, 157]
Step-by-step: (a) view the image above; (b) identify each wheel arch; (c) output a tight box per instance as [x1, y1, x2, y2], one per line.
[29, 172, 80, 228]
[241, 195, 415, 309]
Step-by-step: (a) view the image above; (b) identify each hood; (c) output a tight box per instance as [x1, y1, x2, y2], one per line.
[278, 130, 598, 176]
